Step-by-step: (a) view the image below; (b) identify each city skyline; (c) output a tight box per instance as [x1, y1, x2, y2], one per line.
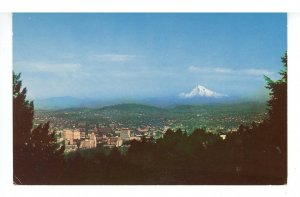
[13, 13, 287, 101]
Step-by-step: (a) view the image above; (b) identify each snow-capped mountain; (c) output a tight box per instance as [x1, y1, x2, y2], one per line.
[179, 85, 226, 98]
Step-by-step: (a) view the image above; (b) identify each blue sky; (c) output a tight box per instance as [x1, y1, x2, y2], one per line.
[13, 13, 287, 101]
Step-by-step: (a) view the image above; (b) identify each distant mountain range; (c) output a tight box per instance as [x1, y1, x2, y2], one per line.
[48, 102, 267, 121]
[34, 96, 147, 110]
[34, 96, 240, 110]
[34, 96, 97, 110]
[33, 85, 248, 110]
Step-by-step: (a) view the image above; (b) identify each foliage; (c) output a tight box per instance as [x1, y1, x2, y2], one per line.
[13, 72, 64, 184]
[227, 51, 287, 184]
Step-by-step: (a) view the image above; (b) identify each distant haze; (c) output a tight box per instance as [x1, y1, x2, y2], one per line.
[14, 13, 286, 102]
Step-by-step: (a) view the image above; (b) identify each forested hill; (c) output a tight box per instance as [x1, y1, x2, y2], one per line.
[45, 102, 267, 115]
[99, 103, 166, 113]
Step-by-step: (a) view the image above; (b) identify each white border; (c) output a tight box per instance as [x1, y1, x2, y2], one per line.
[0, 7, 300, 197]
[0, 0, 298, 12]
[287, 13, 300, 191]
[0, 13, 13, 190]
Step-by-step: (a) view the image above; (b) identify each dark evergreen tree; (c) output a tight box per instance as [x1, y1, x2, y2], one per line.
[13, 72, 64, 184]
[13, 73, 34, 184]
[264, 52, 287, 152]
[263, 52, 287, 182]
[230, 52, 288, 184]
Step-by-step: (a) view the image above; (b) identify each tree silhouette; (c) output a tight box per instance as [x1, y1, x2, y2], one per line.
[13, 72, 64, 184]
[263, 52, 287, 182]
[264, 52, 287, 151]
[227, 52, 288, 184]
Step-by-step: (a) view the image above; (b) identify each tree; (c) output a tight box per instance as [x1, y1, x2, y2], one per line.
[264, 52, 287, 151]
[13, 73, 34, 184]
[13, 72, 64, 184]
[263, 52, 287, 182]
[235, 52, 288, 184]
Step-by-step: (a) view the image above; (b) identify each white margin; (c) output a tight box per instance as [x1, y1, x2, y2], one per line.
[0, 12, 13, 192]
[0, 0, 298, 12]
[0, 4, 299, 197]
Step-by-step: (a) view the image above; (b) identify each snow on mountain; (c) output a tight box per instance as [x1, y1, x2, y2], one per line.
[179, 85, 226, 98]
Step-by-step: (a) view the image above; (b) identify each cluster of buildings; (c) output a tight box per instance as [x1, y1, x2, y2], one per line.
[57, 129, 97, 153]
[56, 122, 236, 153]
[57, 126, 163, 153]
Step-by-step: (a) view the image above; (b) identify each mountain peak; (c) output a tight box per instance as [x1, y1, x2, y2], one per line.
[179, 85, 226, 98]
